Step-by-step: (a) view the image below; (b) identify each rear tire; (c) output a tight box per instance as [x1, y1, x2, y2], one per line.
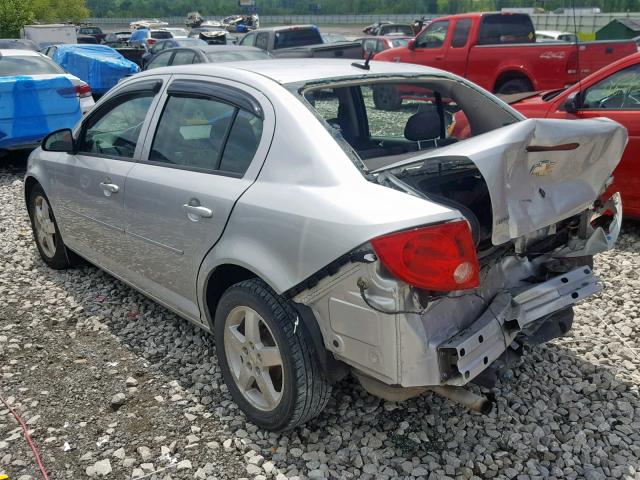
[214, 279, 331, 431]
[27, 185, 73, 270]
[373, 85, 402, 111]
[495, 78, 534, 95]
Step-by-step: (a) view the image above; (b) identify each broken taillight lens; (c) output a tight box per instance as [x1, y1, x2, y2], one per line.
[371, 221, 480, 292]
[75, 83, 92, 98]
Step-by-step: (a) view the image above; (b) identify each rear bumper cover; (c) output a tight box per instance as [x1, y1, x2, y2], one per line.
[438, 265, 600, 386]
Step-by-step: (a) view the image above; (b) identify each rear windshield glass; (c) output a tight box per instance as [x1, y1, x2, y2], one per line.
[0, 56, 64, 76]
[274, 29, 322, 49]
[300, 79, 520, 171]
[206, 51, 270, 62]
[477, 14, 535, 45]
[152, 31, 173, 39]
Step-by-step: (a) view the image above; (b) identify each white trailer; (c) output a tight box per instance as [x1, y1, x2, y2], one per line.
[21, 24, 77, 46]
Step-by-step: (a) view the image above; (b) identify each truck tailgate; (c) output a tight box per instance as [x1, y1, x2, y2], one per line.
[274, 42, 363, 59]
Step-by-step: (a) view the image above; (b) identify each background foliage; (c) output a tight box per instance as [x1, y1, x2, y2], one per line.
[1, 0, 88, 37]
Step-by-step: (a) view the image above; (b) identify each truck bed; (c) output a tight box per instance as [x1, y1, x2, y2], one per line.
[468, 40, 636, 92]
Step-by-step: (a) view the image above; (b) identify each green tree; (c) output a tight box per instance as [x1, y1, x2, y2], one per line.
[0, 0, 35, 37]
[33, 0, 90, 22]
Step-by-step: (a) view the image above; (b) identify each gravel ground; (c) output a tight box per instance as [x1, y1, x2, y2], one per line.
[1, 157, 639, 480]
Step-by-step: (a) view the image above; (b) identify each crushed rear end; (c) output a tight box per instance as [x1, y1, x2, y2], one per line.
[294, 115, 625, 408]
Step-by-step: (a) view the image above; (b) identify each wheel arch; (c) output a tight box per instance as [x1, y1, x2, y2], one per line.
[493, 68, 536, 93]
[24, 175, 40, 205]
[199, 261, 348, 383]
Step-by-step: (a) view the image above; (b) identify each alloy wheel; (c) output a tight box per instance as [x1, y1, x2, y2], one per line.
[224, 306, 284, 411]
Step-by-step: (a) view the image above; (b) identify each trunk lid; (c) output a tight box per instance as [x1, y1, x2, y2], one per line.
[374, 117, 627, 245]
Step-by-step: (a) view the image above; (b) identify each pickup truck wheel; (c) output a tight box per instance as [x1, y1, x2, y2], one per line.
[214, 279, 332, 431]
[27, 185, 72, 270]
[496, 78, 534, 95]
[373, 85, 402, 111]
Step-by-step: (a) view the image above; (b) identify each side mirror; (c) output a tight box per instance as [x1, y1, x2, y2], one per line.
[563, 91, 581, 114]
[42, 129, 75, 153]
[408, 39, 416, 50]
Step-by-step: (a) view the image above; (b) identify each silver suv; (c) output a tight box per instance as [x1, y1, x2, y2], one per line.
[25, 59, 624, 431]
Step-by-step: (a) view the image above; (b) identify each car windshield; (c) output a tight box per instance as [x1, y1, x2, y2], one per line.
[0, 56, 64, 76]
[206, 51, 270, 62]
[300, 78, 520, 170]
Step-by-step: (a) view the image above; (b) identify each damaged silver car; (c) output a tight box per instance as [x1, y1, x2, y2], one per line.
[25, 59, 625, 431]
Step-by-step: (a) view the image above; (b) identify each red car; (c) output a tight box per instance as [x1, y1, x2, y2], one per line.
[454, 52, 640, 218]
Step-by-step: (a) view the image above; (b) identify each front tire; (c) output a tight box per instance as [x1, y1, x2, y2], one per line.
[495, 78, 534, 95]
[214, 279, 331, 431]
[27, 185, 72, 269]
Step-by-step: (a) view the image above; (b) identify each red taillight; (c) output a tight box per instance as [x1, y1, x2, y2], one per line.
[75, 83, 92, 98]
[371, 221, 480, 292]
[147, 38, 156, 45]
[566, 51, 578, 75]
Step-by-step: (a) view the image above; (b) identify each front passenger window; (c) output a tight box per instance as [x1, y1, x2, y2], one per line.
[79, 94, 154, 158]
[415, 21, 449, 49]
[582, 64, 640, 110]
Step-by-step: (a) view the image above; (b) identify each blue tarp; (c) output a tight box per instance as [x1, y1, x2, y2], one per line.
[51, 44, 139, 95]
[0, 75, 82, 150]
[130, 29, 149, 44]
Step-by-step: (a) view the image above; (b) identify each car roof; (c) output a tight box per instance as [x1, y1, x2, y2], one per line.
[140, 58, 448, 85]
[0, 49, 42, 57]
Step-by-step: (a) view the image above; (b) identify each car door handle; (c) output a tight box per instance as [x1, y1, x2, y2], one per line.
[99, 182, 119, 193]
[183, 204, 213, 218]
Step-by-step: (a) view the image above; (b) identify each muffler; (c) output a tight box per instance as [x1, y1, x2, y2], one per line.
[430, 385, 493, 414]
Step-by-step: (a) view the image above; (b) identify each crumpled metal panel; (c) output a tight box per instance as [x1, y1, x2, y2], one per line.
[376, 117, 627, 245]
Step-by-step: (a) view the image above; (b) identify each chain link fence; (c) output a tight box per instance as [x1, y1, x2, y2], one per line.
[85, 12, 640, 34]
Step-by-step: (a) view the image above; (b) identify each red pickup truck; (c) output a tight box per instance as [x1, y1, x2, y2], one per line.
[374, 12, 636, 108]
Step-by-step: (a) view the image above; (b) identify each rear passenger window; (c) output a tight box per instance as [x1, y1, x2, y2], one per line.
[219, 110, 263, 174]
[149, 95, 263, 175]
[452, 19, 472, 48]
[172, 51, 196, 65]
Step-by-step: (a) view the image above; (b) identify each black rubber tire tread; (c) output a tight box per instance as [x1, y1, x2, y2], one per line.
[214, 278, 332, 431]
[495, 78, 534, 95]
[27, 184, 72, 270]
[372, 85, 403, 111]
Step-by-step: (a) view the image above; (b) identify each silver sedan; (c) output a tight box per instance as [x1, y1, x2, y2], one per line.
[25, 59, 625, 431]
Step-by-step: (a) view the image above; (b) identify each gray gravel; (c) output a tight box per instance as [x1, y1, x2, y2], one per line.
[1, 164, 640, 479]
